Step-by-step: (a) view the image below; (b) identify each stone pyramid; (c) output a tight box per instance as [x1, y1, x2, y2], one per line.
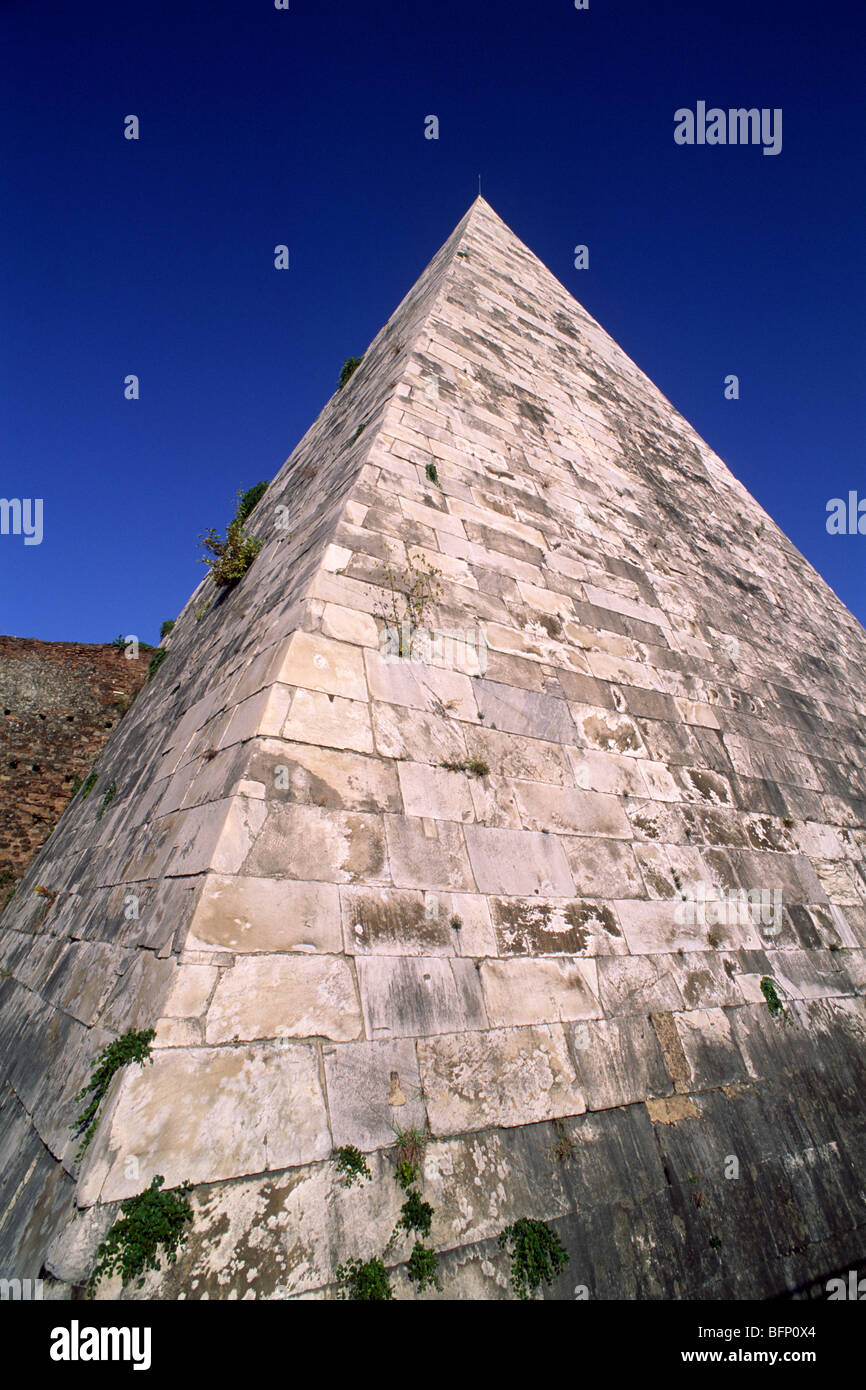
[2, 197, 865, 1300]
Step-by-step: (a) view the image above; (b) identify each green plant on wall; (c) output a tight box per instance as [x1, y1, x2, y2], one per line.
[394, 1158, 419, 1191]
[439, 757, 490, 778]
[335, 1144, 371, 1188]
[71, 1028, 156, 1158]
[338, 356, 363, 389]
[497, 1218, 569, 1300]
[198, 486, 266, 589]
[406, 1241, 441, 1292]
[88, 1175, 193, 1294]
[235, 481, 268, 524]
[79, 770, 98, 799]
[96, 780, 117, 821]
[335, 1256, 393, 1300]
[333, 1124, 443, 1298]
[394, 1189, 433, 1241]
[374, 550, 442, 657]
[148, 647, 168, 680]
[391, 1124, 428, 1184]
[760, 975, 792, 1025]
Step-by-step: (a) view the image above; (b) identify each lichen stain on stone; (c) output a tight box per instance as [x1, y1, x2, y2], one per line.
[685, 769, 732, 806]
[491, 898, 596, 954]
[681, 970, 714, 1008]
[582, 713, 642, 755]
[631, 813, 662, 840]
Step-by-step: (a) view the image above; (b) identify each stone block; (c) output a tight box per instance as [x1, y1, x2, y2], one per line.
[384, 815, 475, 890]
[321, 604, 380, 647]
[275, 630, 368, 702]
[162, 964, 219, 1018]
[81, 1042, 331, 1203]
[489, 895, 626, 957]
[341, 886, 453, 955]
[365, 651, 478, 721]
[513, 781, 632, 839]
[397, 762, 475, 823]
[243, 803, 387, 884]
[322, 1039, 427, 1149]
[561, 835, 645, 896]
[205, 955, 362, 1043]
[480, 957, 602, 1027]
[569, 1016, 674, 1108]
[596, 954, 685, 1016]
[417, 1025, 585, 1135]
[671, 1008, 749, 1089]
[463, 824, 574, 895]
[281, 689, 374, 753]
[187, 874, 342, 953]
[355, 956, 487, 1038]
[251, 738, 399, 813]
[473, 680, 576, 742]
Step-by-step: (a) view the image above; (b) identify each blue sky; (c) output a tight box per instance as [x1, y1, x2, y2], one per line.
[1, 0, 863, 641]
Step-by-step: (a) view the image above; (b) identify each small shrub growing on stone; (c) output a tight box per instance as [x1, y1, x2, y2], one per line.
[550, 1119, 576, 1163]
[335, 1144, 371, 1188]
[406, 1241, 441, 1292]
[79, 770, 98, 799]
[235, 481, 268, 524]
[760, 976, 791, 1025]
[96, 780, 117, 821]
[374, 550, 442, 656]
[335, 1256, 393, 1300]
[439, 758, 489, 778]
[498, 1218, 569, 1300]
[199, 521, 262, 588]
[425, 462, 440, 485]
[392, 1125, 428, 1176]
[147, 648, 168, 680]
[159, 619, 176, 639]
[198, 487, 266, 589]
[395, 1190, 433, 1240]
[338, 356, 363, 389]
[394, 1158, 419, 1191]
[88, 1175, 193, 1294]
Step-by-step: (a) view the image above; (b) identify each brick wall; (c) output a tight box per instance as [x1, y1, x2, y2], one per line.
[0, 638, 151, 889]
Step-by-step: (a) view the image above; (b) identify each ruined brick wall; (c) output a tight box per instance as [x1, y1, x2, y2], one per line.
[0, 638, 151, 888]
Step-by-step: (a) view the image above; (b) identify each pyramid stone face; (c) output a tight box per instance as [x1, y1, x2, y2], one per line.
[2, 198, 866, 1298]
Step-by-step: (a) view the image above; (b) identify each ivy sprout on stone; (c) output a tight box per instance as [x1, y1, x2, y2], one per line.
[335, 1256, 393, 1300]
[88, 1175, 193, 1294]
[338, 356, 363, 389]
[72, 1028, 156, 1158]
[497, 1218, 569, 1300]
[406, 1241, 441, 1292]
[96, 780, 117, 821]
[335, 1144, 371, 1188]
